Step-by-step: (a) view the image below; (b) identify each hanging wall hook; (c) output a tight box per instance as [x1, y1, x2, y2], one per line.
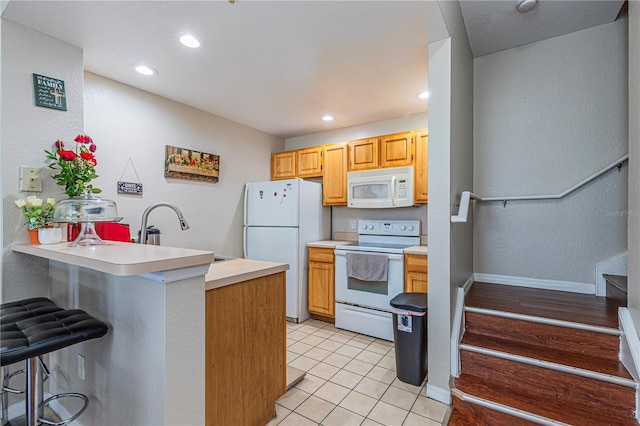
[503, 200, 508, 208]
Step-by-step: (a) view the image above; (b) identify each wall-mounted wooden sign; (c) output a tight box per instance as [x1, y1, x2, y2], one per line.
[33, 73, 67, 111]
[117, 181, 143, 195]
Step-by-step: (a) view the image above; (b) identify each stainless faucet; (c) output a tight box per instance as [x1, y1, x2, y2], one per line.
[139, 202, 190, 244]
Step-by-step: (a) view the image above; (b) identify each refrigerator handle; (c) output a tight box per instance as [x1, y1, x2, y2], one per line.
[243, 226, 248, 259]
[243, 183, 249, 226]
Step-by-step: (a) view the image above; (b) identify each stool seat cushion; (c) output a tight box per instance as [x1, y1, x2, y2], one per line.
[1, 297, 60, 324]
[1, 307, 108, 367]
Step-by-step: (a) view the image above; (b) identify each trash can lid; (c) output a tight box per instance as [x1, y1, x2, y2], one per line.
[390, 292, 427, 312]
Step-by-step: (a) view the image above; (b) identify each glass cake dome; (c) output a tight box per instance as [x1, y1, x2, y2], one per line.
[53, 192, 122, 246]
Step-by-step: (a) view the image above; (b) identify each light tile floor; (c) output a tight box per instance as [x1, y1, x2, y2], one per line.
[268, 319, 451, 426]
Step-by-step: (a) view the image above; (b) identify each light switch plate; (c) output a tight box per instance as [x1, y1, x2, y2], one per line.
[19, 166, 42, 192]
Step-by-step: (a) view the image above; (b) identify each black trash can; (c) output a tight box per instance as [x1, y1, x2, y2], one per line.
[390, 292, 427, 386]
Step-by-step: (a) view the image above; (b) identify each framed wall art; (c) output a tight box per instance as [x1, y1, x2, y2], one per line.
[164, 145, 219, 183]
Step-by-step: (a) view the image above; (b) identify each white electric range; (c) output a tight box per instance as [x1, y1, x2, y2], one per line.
[334, 219, 420, 341]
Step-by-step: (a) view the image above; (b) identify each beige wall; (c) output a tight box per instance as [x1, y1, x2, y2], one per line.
[1, 19, 84, 302]
[84, 72, 283, 256]
[628, 1, 640, 334]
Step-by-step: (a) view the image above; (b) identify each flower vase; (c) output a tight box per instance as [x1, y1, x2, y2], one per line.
[38, 227, 62, 245]
[28, 228, 39, 244]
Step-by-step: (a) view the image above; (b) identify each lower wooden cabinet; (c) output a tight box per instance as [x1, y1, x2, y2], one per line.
[308, 247, 335, 318]
[405, 254, 428, 293]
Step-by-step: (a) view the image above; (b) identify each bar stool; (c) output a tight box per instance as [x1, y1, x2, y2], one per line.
[0, 298, 108, 426]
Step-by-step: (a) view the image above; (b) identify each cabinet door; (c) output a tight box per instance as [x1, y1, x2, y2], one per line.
[297, 147, 323, 178]
[380, 132, 414, 168]
[322, 143, 348, 206]
[414, 130, 428, 203]
[405, 271, 428, 293]
[405, 254, 428, 293]
[308, 261, 335, 317]
[271, 151, 296, 180]
[348, 137, 379, 171]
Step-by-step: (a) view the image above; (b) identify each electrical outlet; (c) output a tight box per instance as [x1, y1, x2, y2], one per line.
[19, 166, 42, 192]
[78, 354, 85, 380]
[350, 219, 357, 229]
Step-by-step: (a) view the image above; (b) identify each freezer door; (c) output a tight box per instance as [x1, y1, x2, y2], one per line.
[244, 179, 300, 227]
[244, 226, 304, 320]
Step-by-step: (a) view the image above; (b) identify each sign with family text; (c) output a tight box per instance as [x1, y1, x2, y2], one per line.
[33, 74, 67, 111]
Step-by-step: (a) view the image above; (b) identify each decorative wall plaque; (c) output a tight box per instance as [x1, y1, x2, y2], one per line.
[33, 73, 67, 111]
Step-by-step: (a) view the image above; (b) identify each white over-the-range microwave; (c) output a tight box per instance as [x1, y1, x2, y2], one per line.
[347, 166, 414, 208]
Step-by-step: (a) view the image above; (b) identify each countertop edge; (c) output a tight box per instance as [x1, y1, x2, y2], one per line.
[205, 260, 289, 291]
[12, 242, 215, 276]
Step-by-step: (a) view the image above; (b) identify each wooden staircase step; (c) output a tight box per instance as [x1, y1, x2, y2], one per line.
[449, 394, 541, 426]
[466, 282, 620, 328]
[458, 350, 637, 421]
[453, 374, 638, 426]
[461, 331, 634, 380]
[464, 310, 621, 360]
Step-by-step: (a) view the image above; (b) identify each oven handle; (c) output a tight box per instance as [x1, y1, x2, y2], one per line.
[335, 250, 404, 261]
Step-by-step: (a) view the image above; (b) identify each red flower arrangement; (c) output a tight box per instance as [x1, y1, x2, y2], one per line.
[45, 134, 102, 198]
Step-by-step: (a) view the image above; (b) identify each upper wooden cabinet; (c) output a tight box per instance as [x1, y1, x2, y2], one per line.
[296, 147, 323, 178]
[414, 130, 428, 204]
[271, 147, 323, 180]
[271, 151, 296, 180]
[348, 137, 379, 171]
[380, 132, 414, 168]
[322, 143, 348, 206]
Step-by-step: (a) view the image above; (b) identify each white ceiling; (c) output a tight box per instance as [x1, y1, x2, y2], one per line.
[459, 0, 625, 58]
[2, 1, 625, 139]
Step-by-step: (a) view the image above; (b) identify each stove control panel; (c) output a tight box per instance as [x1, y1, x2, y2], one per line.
[358, 220, 420, 237]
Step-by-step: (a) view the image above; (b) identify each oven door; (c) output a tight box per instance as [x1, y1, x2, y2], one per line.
[334, 249, 404, 310]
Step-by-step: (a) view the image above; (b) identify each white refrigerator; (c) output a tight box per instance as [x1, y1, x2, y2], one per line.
[244, 178, 330, 323]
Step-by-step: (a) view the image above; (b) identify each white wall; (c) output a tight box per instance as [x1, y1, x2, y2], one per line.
[285, 113, 427, 150]
[473, 19, 629, 288]
[1, 19, 84, 302]
[628, 1, 639, 332]
[84, 72, 283, 256]
[425, 0, 474, 404]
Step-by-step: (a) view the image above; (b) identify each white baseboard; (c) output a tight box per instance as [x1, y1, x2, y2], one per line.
[618, 308, 640, 422]
[595, 252, 628, 296]
[426, 382, 451, 405]
[473, 273, 594, 294]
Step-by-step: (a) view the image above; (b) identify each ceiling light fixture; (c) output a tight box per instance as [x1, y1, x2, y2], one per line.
[134, 65, 157, 76]
[417, 91, 430, 100]
[516, 0, 537, 13]
[179, 34, 200, 48]
[322, 115, 334, 122]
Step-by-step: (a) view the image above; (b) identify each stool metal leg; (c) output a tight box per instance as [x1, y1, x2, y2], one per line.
[24, 357, 42, 426]
[1, 366, 8, 426]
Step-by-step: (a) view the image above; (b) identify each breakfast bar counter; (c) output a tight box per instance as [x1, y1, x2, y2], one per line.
[12, 241, 214, 426]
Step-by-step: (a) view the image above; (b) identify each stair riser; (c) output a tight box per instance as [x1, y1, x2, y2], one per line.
[459, 350, 636, 418]
[465, 311, 619, 360]
[450, 395, 540, 426]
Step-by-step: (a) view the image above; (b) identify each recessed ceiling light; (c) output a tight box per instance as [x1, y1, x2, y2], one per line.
[322, 115, 334, 122]
[134, 65, 157, 76]
[417, 91, 430, 100]
[179, 34, 200, 48]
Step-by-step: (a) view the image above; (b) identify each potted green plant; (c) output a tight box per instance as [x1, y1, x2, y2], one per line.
[14, 196, 57, 243]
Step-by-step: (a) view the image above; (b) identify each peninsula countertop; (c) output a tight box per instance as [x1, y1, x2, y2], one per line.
[205, 258, 289, 291]
[12, 241, 214, 276]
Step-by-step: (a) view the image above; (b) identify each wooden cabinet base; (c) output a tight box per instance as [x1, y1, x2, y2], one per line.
[311, 313, 335, 324]
[205, 272, 286, 426]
